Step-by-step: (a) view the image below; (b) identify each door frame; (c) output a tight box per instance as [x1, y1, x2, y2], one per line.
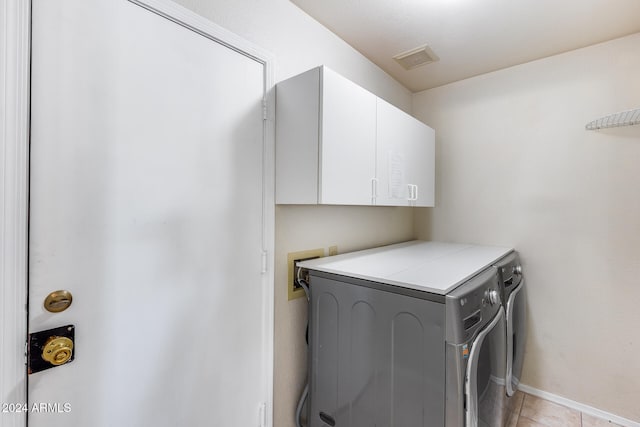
[0, 1, 275, 426]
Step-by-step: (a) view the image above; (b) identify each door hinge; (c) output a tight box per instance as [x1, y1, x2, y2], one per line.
[261, 251, 268, 274]
[259, 402, 267, 427]
[262, 98, 268, 120]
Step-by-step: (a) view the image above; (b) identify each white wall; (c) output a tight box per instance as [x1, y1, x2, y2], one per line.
[174, 0, 412, 110]
[170, 1, 415, 426]
[413, 33, 640, 421]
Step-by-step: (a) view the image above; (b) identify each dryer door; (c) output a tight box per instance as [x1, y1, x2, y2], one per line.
[506, 280, 527, 396]
[465, 308, 507, 427]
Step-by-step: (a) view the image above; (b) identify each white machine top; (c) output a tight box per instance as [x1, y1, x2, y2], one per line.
[299, 240, 513, 295]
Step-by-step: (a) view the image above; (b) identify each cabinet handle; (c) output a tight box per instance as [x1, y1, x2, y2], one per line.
[407, 184, 418, 202]
[371, 178, 378, 199]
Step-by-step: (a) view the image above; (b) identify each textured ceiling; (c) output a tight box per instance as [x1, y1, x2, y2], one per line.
[290, 0, 640, 92]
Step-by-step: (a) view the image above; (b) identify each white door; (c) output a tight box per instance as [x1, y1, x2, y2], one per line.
[28, 1, 270, 426]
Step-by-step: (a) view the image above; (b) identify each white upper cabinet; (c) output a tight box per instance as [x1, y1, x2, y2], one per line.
[376, 98, 435, 207]
[321, 68, 377, 205]
[276, 66, 376, 205]
[276, 66, 434, 207]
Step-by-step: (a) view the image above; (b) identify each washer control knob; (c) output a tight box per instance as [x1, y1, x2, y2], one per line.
[513, 265, 523, 275]
[487, 289, 500, 306]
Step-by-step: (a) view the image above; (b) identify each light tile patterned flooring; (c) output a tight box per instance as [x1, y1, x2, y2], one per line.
[509, 392, 623, 427]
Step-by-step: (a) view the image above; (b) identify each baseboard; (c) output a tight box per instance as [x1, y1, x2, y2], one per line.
[519, 384, 640, 427]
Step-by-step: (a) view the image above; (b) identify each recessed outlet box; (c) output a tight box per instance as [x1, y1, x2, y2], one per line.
[287, 248, 324, 301]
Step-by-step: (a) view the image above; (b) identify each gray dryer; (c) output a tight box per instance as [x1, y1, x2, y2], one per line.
[300, 240, 520, 427]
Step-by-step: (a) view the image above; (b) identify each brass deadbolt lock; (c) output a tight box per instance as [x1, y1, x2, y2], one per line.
[44, 290, 73, 313]
[42, 336, 74, 366]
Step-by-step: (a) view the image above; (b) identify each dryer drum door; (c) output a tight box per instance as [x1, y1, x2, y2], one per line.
[506, 280, 527, 397]
[465, 308, 507, 427]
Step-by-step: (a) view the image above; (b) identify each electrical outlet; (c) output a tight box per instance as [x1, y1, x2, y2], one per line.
[328, 245, 338, 256]
[287, 248, 324, 300]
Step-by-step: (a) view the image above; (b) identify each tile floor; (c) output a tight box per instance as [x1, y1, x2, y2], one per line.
[509, 392, 623, 427]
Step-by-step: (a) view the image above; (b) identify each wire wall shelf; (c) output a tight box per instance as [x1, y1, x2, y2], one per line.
[585, 108, 640, 130]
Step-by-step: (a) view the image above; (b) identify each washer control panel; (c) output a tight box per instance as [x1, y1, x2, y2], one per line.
[446, 267, 503, 343]
[495, 252, 523, 290]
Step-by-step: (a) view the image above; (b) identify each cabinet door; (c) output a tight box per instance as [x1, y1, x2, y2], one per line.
[320, 67, 377, 205]
[376, 98, 435, 207]
[376, 98, 411, 206]
[406, 118, 435, 207]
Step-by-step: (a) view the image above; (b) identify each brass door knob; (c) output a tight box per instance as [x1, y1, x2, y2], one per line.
[42, 336, 74, 366]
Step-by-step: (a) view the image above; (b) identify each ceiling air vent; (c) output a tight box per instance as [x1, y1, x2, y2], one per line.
[393, 45, 439, 70]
